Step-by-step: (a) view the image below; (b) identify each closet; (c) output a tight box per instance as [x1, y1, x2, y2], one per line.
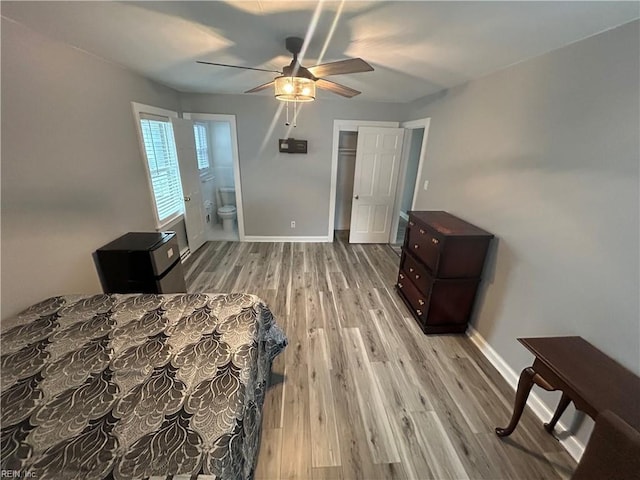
[334, 131, 358, 231]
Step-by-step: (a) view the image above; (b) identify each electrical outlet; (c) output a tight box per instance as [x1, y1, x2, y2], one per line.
[290, 220, 296, 229]
[423, 180, 429, 191]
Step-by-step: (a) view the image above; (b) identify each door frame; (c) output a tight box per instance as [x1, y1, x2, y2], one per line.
[389, 117, 431, 243]
[328, 119, 399, 242]
[183, 113, 245, 241]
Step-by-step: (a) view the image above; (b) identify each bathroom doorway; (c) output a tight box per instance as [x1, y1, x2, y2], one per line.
[183, 113, 244, 242]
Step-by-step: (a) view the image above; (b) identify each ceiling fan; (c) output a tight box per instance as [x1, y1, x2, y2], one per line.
[197, 36, 374, 102]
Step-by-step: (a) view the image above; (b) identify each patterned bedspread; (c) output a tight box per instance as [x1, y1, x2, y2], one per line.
[0, 293, 287, 479]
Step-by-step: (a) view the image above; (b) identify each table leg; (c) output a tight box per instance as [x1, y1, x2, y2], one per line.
[544, 392, 571, 434]
[495, 367, 537, 437]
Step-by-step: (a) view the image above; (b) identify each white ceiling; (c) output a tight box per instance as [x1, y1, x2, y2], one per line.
[2, 1, 638, 103]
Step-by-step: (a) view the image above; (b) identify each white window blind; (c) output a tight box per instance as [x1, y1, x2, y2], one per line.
[193, 122, 210, 170]
[139, 116, 184, 226]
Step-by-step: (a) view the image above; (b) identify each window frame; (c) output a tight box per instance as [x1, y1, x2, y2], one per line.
[131, 102, 184, 229]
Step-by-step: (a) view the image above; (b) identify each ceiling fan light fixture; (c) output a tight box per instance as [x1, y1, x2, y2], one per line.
[274, 76, 316, 102]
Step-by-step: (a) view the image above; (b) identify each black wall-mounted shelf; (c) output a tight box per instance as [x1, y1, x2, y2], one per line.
[279, 138, 308, 154]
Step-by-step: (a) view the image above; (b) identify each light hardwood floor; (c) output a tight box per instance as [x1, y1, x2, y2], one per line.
[183, 234, 576, 480]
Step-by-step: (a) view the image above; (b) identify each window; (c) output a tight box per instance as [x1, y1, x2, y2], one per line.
[134, 106, 184, 228]
[193, 122, 210, 171]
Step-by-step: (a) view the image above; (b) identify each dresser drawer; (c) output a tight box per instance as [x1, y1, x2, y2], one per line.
[406, 222, 442, 275]
[397, 271, 430, 322]
[401, 250, 433, 296]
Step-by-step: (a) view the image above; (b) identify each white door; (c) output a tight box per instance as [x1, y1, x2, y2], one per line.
[349, 127, 405, 243]
[171, 118, 206, 253]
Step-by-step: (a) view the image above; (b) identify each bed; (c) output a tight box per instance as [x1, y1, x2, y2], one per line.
[0, 293, 287, 479]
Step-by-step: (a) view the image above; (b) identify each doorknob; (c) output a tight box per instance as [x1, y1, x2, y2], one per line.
[184, 196, 191, 202]
[354, 195, 359, 200]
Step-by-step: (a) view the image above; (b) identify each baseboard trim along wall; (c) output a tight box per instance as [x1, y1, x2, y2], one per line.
[243, 236, 332, 243]
[466, 327, 585, 462]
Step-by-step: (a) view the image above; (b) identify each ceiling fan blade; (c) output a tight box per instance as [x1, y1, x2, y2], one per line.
[245, 80, 275, 94]
[316, 78, 361, 98]
[308, 58, 374, 78]
[196, 61, 281, 74]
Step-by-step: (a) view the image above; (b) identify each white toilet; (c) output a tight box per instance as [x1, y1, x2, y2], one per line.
[217, 187, 237, 232]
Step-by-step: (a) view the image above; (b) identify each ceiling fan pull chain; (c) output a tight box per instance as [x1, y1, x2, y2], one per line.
[293, 98, 298, 128]
[285, 101, 290, 126]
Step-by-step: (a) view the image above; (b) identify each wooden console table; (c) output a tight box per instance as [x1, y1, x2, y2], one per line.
[495, 336, 640, 437]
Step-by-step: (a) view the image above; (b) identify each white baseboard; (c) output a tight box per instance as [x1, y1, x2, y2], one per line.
[243, 235, 331, 243]
[466, 327, 585, 462]
[179, 247, 191, 261]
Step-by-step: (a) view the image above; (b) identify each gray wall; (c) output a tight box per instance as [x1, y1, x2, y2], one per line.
[1, 19, 181, 319]
[407, 20, 639, 444]
[179, 94, 405, 237]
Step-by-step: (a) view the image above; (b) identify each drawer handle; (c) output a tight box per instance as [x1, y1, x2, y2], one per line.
[415, 274, 420, 280]
[431, 238, 439, 245]
[414, 244, 419, 249]
[398, 282, 403, 289]
[409, 221, 415, 226]
[417, 309, 423, 316]
[409, 267, 414, 272]
[419, 229, 425, 234]
[418, 299, 425, 306]
[399, 273, 405, 279]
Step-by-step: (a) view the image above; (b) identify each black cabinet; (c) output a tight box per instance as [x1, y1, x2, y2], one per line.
[95, 232, 187, 294]
[396, 211, 493, 334]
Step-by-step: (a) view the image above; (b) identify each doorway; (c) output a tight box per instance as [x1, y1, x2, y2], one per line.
[389, 118, 431, 254]
[329, 119, 400, 242]
[334, 131, 358, 233]
[183, 113, 244, 242]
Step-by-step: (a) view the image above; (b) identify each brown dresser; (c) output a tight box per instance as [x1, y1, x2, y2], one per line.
[396, 211, 493, 334]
